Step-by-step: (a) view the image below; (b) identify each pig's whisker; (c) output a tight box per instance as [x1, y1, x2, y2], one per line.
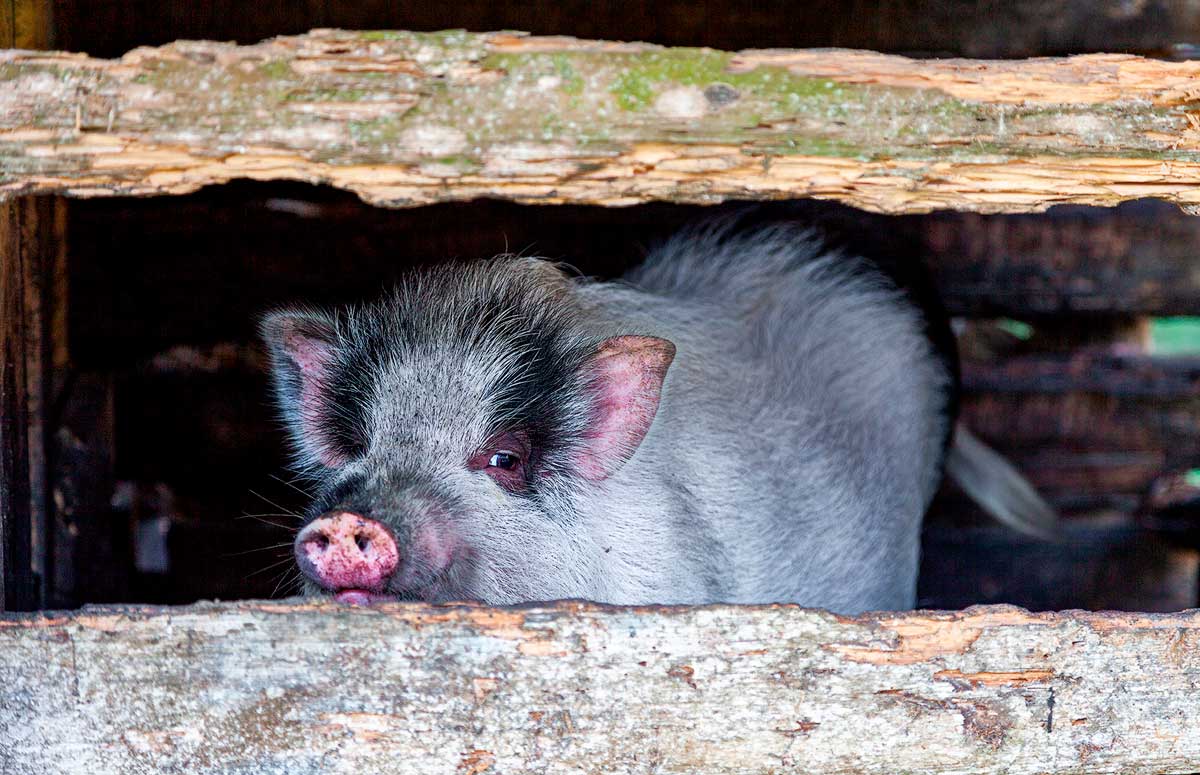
[272, 569, 305, 598]
[236, 514, 296, 530]
[223, 542, 295, 558]
[269, 473, 313, 498]
[245, 555, 296, 579]
[247, 489, 303, 520]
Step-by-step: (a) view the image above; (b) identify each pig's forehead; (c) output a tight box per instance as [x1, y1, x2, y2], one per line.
[363, 349, 525, 442]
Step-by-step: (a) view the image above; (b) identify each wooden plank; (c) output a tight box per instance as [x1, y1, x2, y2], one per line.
[0, 191, 60, 611]
[1, 600, 1198, 773]
[18, 196, 48, 609]
[0, 0, 62, 611]
[924, 200, 1200, 317]
[57, 194, 1200, 359]
[10, 32, 1200, 213]
[956, 391, 1200, 509]
[918, 525, 1200, 612]
[0, 199, 33, 611]
[961, 352, 1200, 398]
[50, 0, 1200, 61]
[0, 197, 63, 613]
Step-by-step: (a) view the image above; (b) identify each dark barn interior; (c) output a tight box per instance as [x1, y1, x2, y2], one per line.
[11, 0, 1200, 612]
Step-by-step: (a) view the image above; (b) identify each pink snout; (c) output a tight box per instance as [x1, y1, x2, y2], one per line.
[294, 511, 400, 601]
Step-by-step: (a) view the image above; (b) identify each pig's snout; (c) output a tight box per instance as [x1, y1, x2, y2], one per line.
[294, 511, 399, 601]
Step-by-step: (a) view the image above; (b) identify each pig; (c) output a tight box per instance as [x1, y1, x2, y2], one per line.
[262, 220, 1054, 613]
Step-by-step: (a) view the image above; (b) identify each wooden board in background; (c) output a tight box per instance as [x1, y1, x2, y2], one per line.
[53, 0, 1200, 60]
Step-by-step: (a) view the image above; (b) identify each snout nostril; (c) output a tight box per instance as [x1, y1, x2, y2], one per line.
[315, 534, 330, 550]
[355, 534, 370, 552]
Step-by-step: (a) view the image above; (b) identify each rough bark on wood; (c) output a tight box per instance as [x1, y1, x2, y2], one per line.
[9, 30, 1200, 213]
[1, 600, 1198, 774]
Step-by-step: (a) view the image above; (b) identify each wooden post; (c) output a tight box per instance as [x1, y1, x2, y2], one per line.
[0, 199, 33, 611]
[0, 0, 60, 611]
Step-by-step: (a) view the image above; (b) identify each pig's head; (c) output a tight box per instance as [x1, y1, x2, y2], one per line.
[262, 258, 674, 605]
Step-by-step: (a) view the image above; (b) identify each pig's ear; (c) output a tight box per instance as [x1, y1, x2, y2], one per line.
[260, 309, 349, 469]
[576, 335, 675, 481]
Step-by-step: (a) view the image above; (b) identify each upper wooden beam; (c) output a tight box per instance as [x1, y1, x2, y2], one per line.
[5, 30, 1200, 213]
[2, 600, 1199, 773]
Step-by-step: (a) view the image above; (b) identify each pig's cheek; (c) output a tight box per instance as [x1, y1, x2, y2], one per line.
[411, 523, 460, 575]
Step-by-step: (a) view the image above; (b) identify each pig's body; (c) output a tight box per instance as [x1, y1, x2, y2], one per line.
[572, 227, 950, 610]
[265, 223, 957, 613]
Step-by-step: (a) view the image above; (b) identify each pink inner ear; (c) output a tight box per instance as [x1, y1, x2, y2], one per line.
[578, 335, 675, 481]
[283, 330, 348, 469]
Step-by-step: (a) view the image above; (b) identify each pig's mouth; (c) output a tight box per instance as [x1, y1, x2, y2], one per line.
[332, 588, 398, 606]
[324, 547, 469, 605]
[330, 576, 450, 606]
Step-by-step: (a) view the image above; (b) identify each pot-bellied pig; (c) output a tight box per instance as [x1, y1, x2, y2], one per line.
[263, 221, 1055, 613]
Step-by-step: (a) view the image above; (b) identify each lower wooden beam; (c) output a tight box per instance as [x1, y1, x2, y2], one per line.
[1, 600, 1198, 773]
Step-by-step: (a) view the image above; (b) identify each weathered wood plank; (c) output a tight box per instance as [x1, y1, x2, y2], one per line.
[918, 525, 1200, 611]
[0, 198, 61, 612]
[961, 352, 1200, 398]
[58, 194, 1200, 368]
[8, 31, 1200, 213]
[1, 600, 1198, 774]
[51, 0, 1200, 61]
[957, 391, 1200, 510]
[0, 199, 32, 611]
[923, 200, 1200, 317]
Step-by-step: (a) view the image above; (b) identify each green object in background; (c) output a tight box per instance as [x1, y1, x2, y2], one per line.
[1149, 317, 1200, 355]
[996, 318, 1034, 341]
[1185, 469, 1200, 489]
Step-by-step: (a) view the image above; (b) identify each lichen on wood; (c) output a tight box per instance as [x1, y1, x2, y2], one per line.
[1, 600, 1199, 773]
[6, 30, 1200, 212]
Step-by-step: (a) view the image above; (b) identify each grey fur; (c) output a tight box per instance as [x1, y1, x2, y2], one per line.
[264, 224, 960, 613]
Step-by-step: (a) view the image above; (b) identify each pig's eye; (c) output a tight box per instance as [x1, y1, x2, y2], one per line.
[468, 431, 531, 492]
[489, 451, 520, 469]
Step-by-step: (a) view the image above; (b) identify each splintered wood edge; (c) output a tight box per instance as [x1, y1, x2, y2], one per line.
[3, 30, 1200, 213]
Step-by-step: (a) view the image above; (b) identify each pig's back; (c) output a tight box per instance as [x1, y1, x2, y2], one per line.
[584, 223, 954, 612]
